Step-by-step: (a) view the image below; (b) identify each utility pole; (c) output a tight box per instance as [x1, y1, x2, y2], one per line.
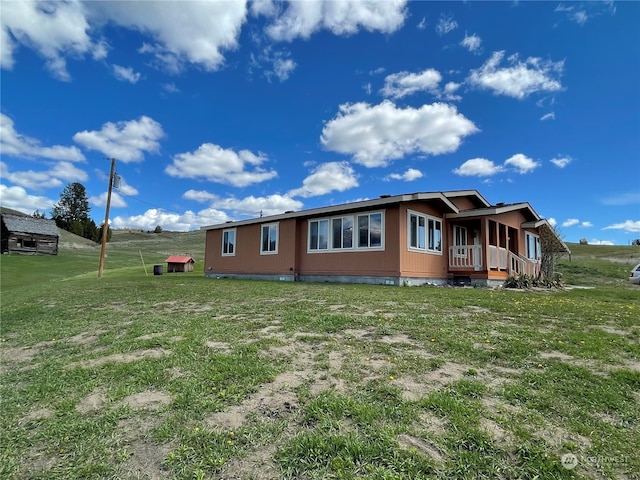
[98, 157, 116, 278]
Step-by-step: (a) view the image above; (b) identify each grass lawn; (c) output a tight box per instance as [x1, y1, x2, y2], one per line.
[1, 238, 639, 479]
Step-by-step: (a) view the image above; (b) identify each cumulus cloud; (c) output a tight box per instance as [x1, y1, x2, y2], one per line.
[603, 220, 640, 233]
[260, 0, 407, 41]
[73, 116, 164, 163]
[87, 1, 247, 73]
[504, 153, 540, 173]
[435, 12, 457, 35]
[562, 218, 579, 227]
[540, 112, 556, 121]
[111, 207, 231, 232]
[460, 33, 482, 53]
[288, 162, 358, 198]
[548, 217, 557, 227]
[468, 51, 563, 99]
[386, 168, 423, 181]
[321, 100, 478, 167]
[581, 221, 593, 227]
[0, 184, 55, 212]
[251, 46, 297, 82]
[380, 69, 442, 99]
[184, 190, 303, 217]
[89, 191, 128, 209]
[453, 158, 503, 177]
[442, 82, 462, 101]
[113, 65, 141, 84]
[166, 143, 277, 187]
[0, 0, 104, 80]
[1, 113, 85, 162]
[550, 156, 571, 168]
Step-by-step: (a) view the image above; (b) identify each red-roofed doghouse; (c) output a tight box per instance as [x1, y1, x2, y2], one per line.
[165, 255, 195, 273]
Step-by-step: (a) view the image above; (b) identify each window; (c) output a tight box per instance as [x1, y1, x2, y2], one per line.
[358, 213, 382, 248]
[222, 228, 236, 256]
[408, 211, 442, 254]
[261, 223, 278, 254]
[454, 226, 467, 256]
[526, 232, 541, 261]
[332, 217, 353, 249]
[309, 219, 329, 250]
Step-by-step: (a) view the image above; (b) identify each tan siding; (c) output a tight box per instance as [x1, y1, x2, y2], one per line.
[448, 196, 478, 211]
[398, 202, 448, 278]
[295, 208, 400, 276]
[205, 220, 297, 275]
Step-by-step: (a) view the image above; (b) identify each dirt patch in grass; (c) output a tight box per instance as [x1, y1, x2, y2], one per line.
[77, 388, 108, 414]
[116, 415, 174, 479]
[135, 332, 166, 341]
[539, 351, 575, 361]
[67, 331, 104, 346]
[121, 390, 172, 411]
[418, 411, 447, 436]
[2, 340, 55, 363]
[20, 407, 54, 424]
[219, 443, 280, 480]
[68, 347, 172, 369]
[205, 340, 232, 353]
[589, 325, 631, 336]
[397, 434, 445, 462]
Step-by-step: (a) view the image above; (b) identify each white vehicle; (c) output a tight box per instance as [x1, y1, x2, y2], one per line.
[630, 263, 640, 285]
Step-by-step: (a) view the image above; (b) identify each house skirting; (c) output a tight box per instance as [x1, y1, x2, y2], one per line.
[205, 272, 296, 282]
[205, 272, 450, 287]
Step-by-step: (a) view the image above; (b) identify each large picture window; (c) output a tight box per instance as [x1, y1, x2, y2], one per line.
[408, 211, 442, 254]
[222, 228, 236, 256]
[261, 223, 278, 254]
[307, 212, 383, 252]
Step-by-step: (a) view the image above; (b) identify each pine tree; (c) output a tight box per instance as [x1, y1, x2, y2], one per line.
[52, 183, 97, 240]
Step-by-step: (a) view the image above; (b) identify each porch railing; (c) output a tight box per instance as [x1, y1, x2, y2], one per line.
[507, 251, 541, 277]
[489, 245, 508, 270]
[448, 245, 482, 270]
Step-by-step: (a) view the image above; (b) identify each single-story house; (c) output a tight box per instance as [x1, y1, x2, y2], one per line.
[201, 190, 570, 287]
[165, 255, 195, 273]
[1, 214, 59, 255]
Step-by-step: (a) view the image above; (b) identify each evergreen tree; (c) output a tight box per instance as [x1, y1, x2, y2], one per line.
[52, 183, 99, 241]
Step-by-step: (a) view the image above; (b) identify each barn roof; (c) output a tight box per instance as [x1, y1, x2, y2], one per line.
[165, 255, 195, 264]
[1, 214, 59, 237]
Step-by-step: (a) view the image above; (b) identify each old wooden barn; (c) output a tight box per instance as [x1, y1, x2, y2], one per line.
[1, 214, 59, 255]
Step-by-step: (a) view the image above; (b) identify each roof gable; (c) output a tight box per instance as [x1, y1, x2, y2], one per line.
[1, 214, 59, 237]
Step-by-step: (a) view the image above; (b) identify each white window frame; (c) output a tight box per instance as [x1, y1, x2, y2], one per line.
[407, 210, 442, 255]
[309, 219, 330, 251]
[453, 226, 467, 257]
[307, 211, 384, 253]
[260, 223, 279, 255]
[525, 232, 541, 261]
[222, 228, 236, 256]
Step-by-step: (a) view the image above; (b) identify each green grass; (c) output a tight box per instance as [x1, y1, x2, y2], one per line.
[1, 237, 639, 479]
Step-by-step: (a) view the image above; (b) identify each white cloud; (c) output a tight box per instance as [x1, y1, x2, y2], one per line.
[113, 65, 141, 84]
[73, 116, 164, 163]
[468, 51, 563, 99]
[252, 47, 297, 82]
[370, 67, 386, 76]
[87, 1, 247, 74]
[571, 10, 588, 25]
[111, 207, 231, 232]
[0, 184, 55, 213]
[288, 162, 358, 198]
[387, 168, 423, 181]
[550, 156, 571, 168]
[0, 0, 104, 80]
[321, 100, 478, 167]
[540, 112, 556, 121]
[89, 191, 127, 209]
[166, 143, 277, 187]
[460, 33, 482, 53]
[602, 192, 640, 206]
[363, 82, 372, 95]
[261, 0, 407, 41]
[417, 17, 427, 30]
[453, 158, 504, 177]
[163, 83, 180, 94]
[183, 190, 303, 217]
[380, 69, 442, 99]
[435, 13, 457, 35]
[581, 221, 593, 227]
[548, 217, 557, 227]
[562, 218, 579, 227]
[589, 239, 615, 246]
[1, 113, 85, 161]
[603, 220, 640, 233]
[504, 153, 540, 173]
[442, 82, 462, 101]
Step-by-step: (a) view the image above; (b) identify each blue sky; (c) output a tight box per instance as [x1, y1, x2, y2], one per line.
[1, 1, 639, 245]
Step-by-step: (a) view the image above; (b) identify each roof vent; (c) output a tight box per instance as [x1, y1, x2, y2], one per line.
[495, 202, 505, 206]
[225, 220, 233, 223]
[379, 194, 391, 198]
[284, 210, 294, 214]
